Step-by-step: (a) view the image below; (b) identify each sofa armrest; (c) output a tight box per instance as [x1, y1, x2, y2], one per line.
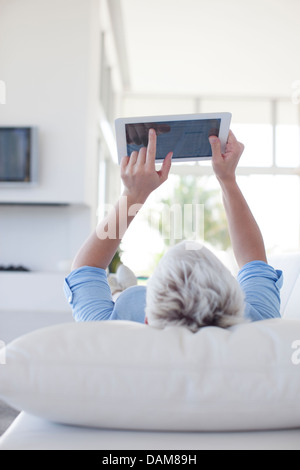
[268, 252, 300, 317]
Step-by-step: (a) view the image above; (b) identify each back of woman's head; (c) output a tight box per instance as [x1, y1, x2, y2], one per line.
[145, 241, 245, 332]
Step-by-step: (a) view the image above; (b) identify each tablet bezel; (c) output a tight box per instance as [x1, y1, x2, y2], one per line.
[115, 112, 232, 164]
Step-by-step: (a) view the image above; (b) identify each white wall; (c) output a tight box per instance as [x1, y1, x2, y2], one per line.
[0, 204, 91, 272]
[0, 0, 104, 277]
[0, 0, 123, 341]
[0, 0, 100, 204]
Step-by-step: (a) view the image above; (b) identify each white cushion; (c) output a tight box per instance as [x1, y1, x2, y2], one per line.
[0, 320, 300, 431]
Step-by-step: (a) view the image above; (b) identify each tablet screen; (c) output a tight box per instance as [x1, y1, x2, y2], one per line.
[125, 119, 221, 160]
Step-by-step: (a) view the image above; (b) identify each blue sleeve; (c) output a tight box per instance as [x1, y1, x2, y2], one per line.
[64, 266, 114, 322]
[64, 266, 147, 324]
[237, 261, 283, 322]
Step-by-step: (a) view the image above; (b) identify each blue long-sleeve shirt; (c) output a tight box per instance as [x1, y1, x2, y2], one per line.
[64, 261, 282, 324]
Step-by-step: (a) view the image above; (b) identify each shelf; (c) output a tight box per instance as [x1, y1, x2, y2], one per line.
[0, 271, 70, 312]
[0, 202, 70, 207]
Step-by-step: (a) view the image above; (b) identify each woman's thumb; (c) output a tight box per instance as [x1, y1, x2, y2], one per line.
[209, 135, 222, 158]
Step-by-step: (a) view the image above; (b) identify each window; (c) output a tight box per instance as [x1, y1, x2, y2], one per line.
[276, 101, 300, 168]
[118, 95, 300, 276]
[238, 174, 300, 251]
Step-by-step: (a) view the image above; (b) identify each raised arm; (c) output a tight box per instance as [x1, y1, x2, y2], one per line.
[71, 129, 173, 271]
[209, 131, 267, 269]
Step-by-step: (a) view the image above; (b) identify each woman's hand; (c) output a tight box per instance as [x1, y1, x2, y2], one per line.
[209, 130, 245, 184]
[71, 130, 172, 271]
[121, 128, 173, 204]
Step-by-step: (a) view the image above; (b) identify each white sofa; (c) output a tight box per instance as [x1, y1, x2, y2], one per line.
[0, 252, 300, 450]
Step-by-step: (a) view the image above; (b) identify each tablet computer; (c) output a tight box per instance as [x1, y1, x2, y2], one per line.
[115, 112, 231, 163]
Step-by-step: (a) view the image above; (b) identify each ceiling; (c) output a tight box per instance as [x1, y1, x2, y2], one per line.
[119, 0, 300, 98]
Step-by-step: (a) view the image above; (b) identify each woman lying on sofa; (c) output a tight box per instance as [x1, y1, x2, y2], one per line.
[64, 129, 282, 331]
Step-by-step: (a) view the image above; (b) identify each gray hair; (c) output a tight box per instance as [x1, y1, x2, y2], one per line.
[146, 241, 245, 332]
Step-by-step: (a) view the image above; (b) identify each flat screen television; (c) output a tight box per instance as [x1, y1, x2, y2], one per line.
[0, 127, 38, 185]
